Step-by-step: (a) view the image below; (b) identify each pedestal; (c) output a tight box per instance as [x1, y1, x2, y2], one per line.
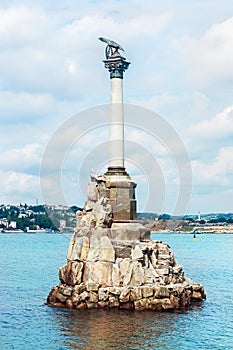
[105, 178, 137, 222]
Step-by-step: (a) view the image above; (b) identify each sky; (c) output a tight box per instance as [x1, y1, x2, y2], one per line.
[1, 0, 233, 215]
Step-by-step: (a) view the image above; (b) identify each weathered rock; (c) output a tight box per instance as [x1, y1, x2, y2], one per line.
[93, 198, 112, 228]
[97, 301, 109, 308]
[155, 286, 170, 298]
[130, 287, 142, 301]
[98, 288, 109, 301]
[141, 286, 154, 298]
[71, 295, 81, 306]
[159, 254, 171, 260]
[134, 298, 148, 311]
[114, 245, 131, 259]
[67, 233, 76, 260]
[89, 291, 98, 303]
[191, 284, 206, 300]
[173, 264, 183, 274]
[84, 261, 113, 287]
[99, 236, 115, 262]
[160, 298, 174, 310]
[70, 237, 83, 260]
[170, 294, 180, 308]
[81, 236, 90, 260]
[46, 286, 59, 304]
[110, 222, 150, 241]
[144, 266, 160, 284]
[119, 258, 131, 281]
[88, 301, 99, 309]
[108, 286, 122, 295]
[87, 235, 100, 261]
[131, 244, 143, 261]
[130, 262, 145, 286]
[87, 181, 98, 201]
[59, 285, 72, 297]
[56, 292, 67, 303]
[157, 267, 170, 275]
[65, 261, 83, 286]
[86, 281, 99, 291]
[59, 265, 66, 284]
[73, 283, 86, 295]
[76, 302, 87, 310]
[109, 296, 120, 307]
[79, 291, 89, 301]
[191, 290, 203, 300]
[65, 299, 73, 309]
[119, 287, 130, 303]
[150, 251, 158, 268]
[112, 264, 121, 286]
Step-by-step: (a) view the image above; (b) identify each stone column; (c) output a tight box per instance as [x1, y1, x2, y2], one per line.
[103, 51, 130, 175]
[102, 47, 136, 222]
[109, 78, 124, 170]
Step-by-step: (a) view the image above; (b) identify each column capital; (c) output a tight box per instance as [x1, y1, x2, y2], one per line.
[104, 52, 130, 79]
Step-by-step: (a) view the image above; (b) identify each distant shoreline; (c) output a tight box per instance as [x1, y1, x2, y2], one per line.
[151, 230, 233, 234]
[1, 230, 233, 235]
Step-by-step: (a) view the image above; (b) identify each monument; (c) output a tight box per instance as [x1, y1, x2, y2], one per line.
[46, 38, 206, 311]
[99, 37, 137, 223]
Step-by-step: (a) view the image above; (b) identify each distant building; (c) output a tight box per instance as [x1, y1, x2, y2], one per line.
[18, 213, 27, 219]
[0, 218, 8, 227]
[46, 205, 70, 211]
[59, 220, 66, 231]
[9, 221, 17, 229]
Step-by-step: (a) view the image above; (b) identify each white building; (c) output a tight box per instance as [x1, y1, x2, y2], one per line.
[59, 220, 66, 231]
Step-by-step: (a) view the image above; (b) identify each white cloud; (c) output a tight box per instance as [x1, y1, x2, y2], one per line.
[0, 5, 174, 101]
[61, 11, 174, 43]
[3, 171, 37, 189]
[0, 170, 40, 204]
[0, 91, 57, 120]
[1, 143, 42, 171]
[0, 6, 49, 45]
[129, 94, 178, 112]
[192, 146, 233, 188]
[176, 17, 233, 86]
[190, 105, 233, 138]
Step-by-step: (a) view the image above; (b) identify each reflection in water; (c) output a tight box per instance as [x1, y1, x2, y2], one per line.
[51, 308, 180, 349]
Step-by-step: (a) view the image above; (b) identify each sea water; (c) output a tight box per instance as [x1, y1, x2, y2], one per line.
[0, 232, 233, 349]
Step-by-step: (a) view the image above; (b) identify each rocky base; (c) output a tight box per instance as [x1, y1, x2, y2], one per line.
[46, 176, 206, 311]
[46, 237, 206, 311]
[47, 281, 205, 311]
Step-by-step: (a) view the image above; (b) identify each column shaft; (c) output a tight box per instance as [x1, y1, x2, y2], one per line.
[109, 78, 124, 169]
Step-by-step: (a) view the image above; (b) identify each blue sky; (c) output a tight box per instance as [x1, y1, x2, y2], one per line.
[1, 0, 233, 215]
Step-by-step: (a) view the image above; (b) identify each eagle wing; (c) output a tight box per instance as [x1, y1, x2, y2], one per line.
[99, 37, 124, 51]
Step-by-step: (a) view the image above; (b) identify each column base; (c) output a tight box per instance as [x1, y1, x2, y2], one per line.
[105, 166, 129, 176]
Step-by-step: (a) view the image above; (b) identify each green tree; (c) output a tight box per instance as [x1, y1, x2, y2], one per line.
[35, 214, 57, 230]
[158, 214, 171, 220]
[16, 217, 31, 231]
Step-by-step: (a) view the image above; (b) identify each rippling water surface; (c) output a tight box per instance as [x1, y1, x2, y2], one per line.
[0, 233, 233, 349]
